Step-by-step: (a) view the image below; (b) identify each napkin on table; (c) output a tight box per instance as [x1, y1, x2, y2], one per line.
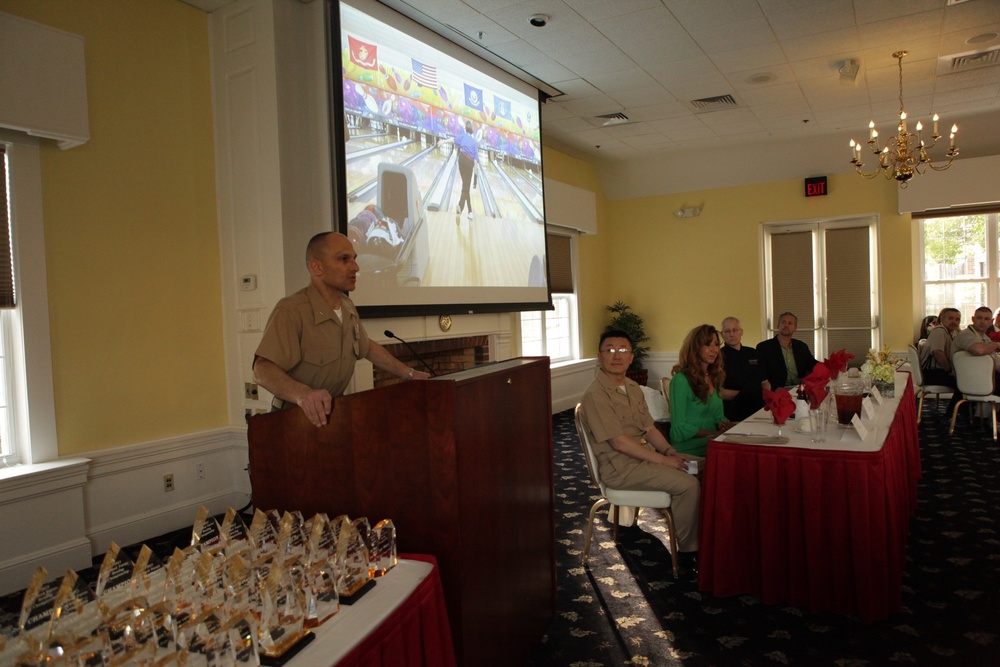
[802, 364, 831, 409]
[823, 348, 855, 380]
[762, 387, 795, 425]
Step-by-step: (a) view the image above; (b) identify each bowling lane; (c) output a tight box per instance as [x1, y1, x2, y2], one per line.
[498, 162, 543, 211]
[345, 136, 421, 195]
[477, 158, 542, 222]
[418, 153, 545, 288]
[344, 139, 453, 225]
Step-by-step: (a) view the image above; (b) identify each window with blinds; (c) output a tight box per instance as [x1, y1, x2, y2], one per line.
[763, 217, 878, 364]
[520, 231, 579, 362]
[546, 233, 573, 294]
[0, 146, 13, 308]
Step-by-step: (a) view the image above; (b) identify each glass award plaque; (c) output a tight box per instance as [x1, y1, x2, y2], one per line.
[48, 570, 107, 667]
[248, 510, 279, 557]
[222, 553, 257, 621]
[133, 545, 168, 606]
[303, 558, 340, 629]
[166, 546, 202, 632]
[221, 509, 252, 559]
[279, 511, 307, 564]
[371, 519, 398, 577]
[191, 505, 224, 554]
[257, 553, 308, 662]
[334, 517, 375, 603]
[194, 550, 228, 618]
[224, 614, 259, 666]
[350, 517, 374, 578]
[15, 567, 56, 666]
[96, 544, 158, 666]
[305, 514, 335, 566]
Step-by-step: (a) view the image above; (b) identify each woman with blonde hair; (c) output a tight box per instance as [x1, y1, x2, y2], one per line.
[669, 324, 734, 457]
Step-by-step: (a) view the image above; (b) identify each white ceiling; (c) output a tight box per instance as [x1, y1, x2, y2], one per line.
[379, 0, 1000, 165]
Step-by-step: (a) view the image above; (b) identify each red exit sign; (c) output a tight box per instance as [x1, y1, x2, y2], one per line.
[805, 176, 828, 197]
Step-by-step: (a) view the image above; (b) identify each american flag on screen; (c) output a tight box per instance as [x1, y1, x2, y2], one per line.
[411, 58, 438, 88]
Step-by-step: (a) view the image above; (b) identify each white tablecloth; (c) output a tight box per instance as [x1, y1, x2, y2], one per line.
[716, 371, 907, 452]
[291, 558, 433, 666]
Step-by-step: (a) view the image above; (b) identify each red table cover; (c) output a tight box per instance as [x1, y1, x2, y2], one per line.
[698, 374, 921, 622]
[336, 554, 457, 667]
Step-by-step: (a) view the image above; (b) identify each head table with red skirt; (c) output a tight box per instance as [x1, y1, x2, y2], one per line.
[698, 372, 920, 622]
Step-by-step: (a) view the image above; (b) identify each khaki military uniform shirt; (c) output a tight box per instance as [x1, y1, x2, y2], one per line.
[255, 285, 371, 399]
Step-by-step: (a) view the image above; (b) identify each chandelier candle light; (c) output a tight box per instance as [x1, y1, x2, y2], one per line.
[849, 51, 959, 188]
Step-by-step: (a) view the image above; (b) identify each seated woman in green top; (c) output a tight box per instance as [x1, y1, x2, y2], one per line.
[669, 324, 735, 457]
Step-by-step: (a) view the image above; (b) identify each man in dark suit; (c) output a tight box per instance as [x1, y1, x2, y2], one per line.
[720, 316, 769, 421]
[756, 312, 818, 389]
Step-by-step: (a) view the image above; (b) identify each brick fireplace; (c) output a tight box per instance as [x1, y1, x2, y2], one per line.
[373, 335, 491, 387]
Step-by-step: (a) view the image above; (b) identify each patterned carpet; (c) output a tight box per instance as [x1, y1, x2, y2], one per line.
[525, 402, 999, 667]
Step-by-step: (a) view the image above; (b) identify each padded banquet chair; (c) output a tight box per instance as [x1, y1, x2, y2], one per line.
[907, 344, 954, 423]
[949, 350, 1000, 441]
[574, 404, 679, 577]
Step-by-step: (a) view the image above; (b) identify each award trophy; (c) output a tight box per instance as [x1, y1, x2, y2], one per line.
[279, 511, 308, 563]
[223, 613, 259, 666]
[333, 516, 375, 603]
[166, 546, 203, 634]
[257, 551, 310, 663]
[248, 509, 279, 557]
[95, 544, 157, 666]
[12, 567, 58, 666]
[302, 514, 340, 628]
[183, 609, 230, 666]
[371, 519, 398, 577]
[191, 505, 224, 554]
[48, 570, 109, 667]
[220, 508, 252, 559]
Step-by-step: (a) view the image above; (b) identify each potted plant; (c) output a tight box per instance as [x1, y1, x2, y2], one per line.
[605, 301, 651, 385]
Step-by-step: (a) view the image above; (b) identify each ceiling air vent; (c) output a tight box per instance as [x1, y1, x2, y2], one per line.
[945, 48, 1000, 72]
[595, 111, 631, 127]
[689, 94, 740, 113]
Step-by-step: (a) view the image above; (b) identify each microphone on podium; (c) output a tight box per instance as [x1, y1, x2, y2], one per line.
[384, 330, 437, 377]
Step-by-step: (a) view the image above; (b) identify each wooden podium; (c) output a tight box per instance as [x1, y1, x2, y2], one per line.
[247, 357, 555, 667]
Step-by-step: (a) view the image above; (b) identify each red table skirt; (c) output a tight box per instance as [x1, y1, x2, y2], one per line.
[337, 554, 457, 667]
[698, 375, 921, 622]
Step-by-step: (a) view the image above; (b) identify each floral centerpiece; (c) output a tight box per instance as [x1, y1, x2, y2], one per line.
[860, 346, 903, 397]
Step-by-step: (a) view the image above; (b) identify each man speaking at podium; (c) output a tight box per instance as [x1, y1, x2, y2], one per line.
[253, 231, 429, 427]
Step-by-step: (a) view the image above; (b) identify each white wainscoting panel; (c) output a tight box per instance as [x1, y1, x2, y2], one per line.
[0, 459, 91, 595]
[84, 428, 251, 556]
[551, 359, 597, 413]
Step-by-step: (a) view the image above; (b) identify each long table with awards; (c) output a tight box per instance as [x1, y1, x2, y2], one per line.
[697, 372, 921, 622]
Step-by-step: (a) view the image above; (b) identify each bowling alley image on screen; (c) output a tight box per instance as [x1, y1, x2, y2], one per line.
[338, 2, 547, 294]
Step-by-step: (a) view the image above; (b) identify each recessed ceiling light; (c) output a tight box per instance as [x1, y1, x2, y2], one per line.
[967, 32, 999, 45]
[529, 14, 549, 28]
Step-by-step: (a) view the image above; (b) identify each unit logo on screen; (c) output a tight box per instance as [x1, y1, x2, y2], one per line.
[335, 1, 549, 314]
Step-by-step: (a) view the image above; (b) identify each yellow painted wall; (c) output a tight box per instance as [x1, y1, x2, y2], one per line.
[1, 0, 226, 454]
[601, 173, 913, 353]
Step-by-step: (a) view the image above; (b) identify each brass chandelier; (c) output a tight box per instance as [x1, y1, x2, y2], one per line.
[849, 51, 959, 188]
